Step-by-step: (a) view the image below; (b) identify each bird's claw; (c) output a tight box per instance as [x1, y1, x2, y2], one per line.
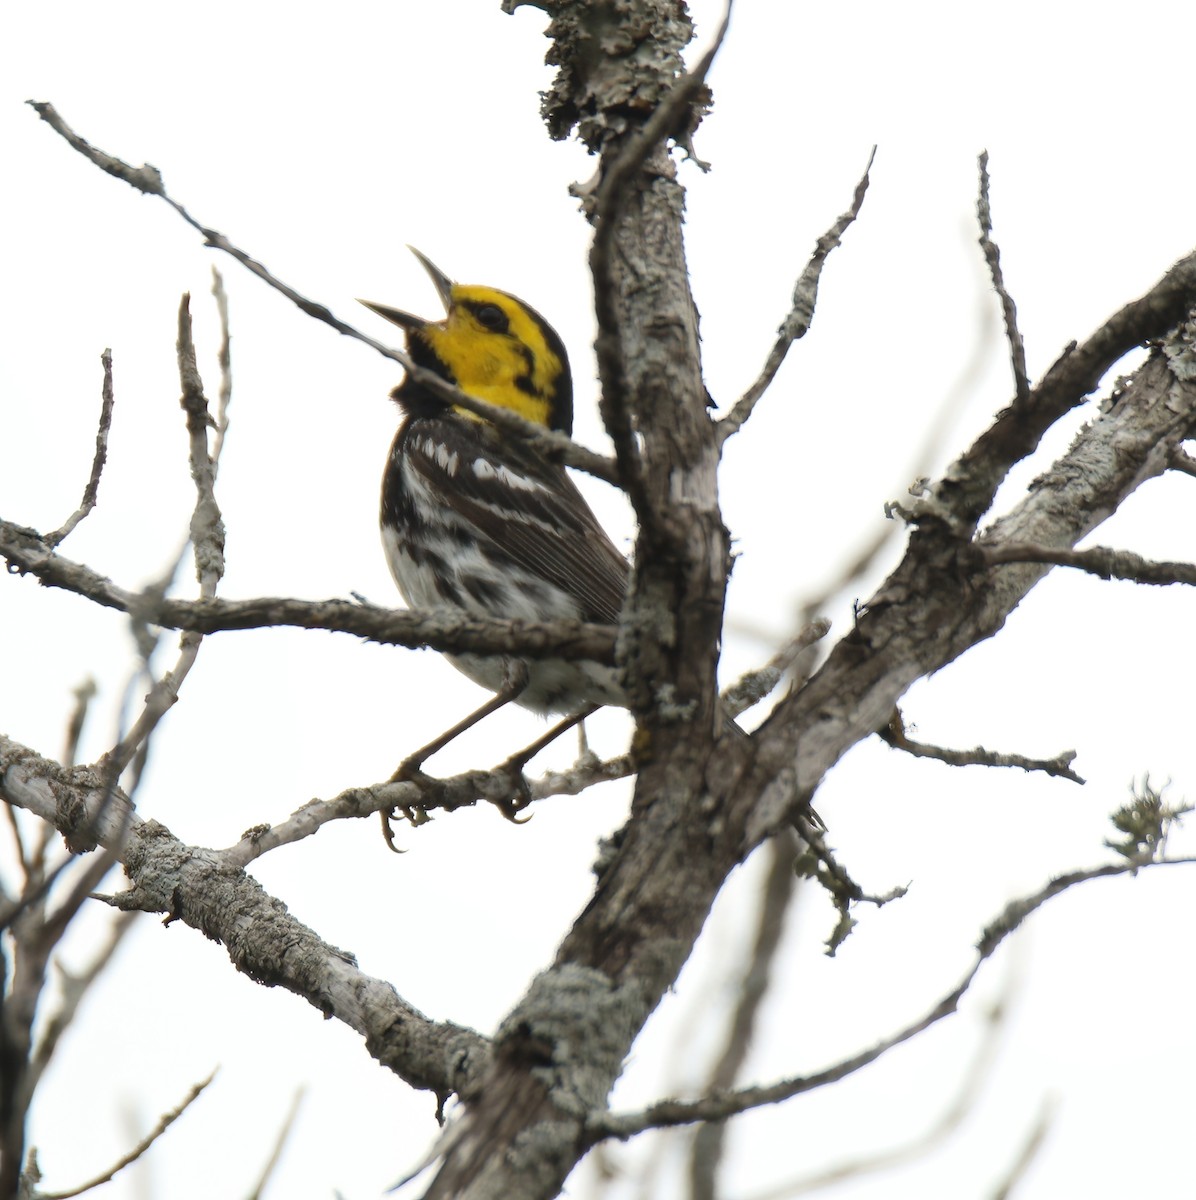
[492, 759, 534, 824]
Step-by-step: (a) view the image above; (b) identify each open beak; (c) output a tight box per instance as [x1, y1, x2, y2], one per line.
[358, 246, 455, 330]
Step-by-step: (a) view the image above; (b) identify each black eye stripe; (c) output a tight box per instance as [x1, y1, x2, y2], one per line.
[463, 301, 509, 333]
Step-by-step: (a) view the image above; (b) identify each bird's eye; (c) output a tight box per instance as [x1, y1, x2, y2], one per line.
[473, 304, 508, 332]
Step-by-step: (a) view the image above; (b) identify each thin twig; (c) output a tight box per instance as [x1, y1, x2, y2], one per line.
[41, 1071, 216, 1200]
[44, 349, 116, 548]
[795, 821, 908, 956]
[27, 911, 138, 1095]
[690, 830, 801, 1200]
[984, 541, 1196, 587]
[924, 243, 1196, 531]
[3, 783, 33, 884]
[977, 151, 1030, 403]
[776, 261, 1002, 624]
[880, 708, 1084, 784]
[62, 677, 98, 769]
[718, 148, 875, 443]
[720, 620, 831, 719]
[177, 294, 226, 596]
[97, 297, 225, 781]
[589, 853, 1196, 1143]
[988, 1097, 1057, 1200]
[742, 985, 1015, 1199]
[244, 1087, 305, 1200]
[210, 268, 232, 471]
[26, 101, 618, 487]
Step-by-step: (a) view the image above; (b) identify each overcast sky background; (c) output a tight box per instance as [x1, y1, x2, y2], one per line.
[3, 2, 1195, 1198]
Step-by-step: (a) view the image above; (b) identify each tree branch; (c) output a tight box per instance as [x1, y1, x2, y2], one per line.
[983, 541, 1196, 587]
[977, 151, 1030, 403]
[0, 734, 490, 1101]
[26, 100, 619, 487]
[717, 147, 875, 444]
[38, 1071, 216, 1200]
[219, 747, 636, 867]
[880, 708, 1084, 784]
[587, 1, 733, 511]
[749, 304, 1196, 850]
[689, 831, 802, 1200]
[44, 349, 115, 550]
[99, 295, 226, 781]
[589, 851, 1196, 1142]
[926, 247, 1196, 531]
[0, 519, 618, 663]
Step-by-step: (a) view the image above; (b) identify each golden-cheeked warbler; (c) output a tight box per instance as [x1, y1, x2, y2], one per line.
[361, 250, 629, 789]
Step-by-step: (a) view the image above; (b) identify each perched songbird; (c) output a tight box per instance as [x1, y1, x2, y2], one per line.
[361, 250, 629, 790]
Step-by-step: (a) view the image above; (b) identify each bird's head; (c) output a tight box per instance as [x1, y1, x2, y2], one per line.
[361, 248, 574, 436]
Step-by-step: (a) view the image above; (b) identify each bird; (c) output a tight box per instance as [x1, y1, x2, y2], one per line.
[360, 249, 630, 823]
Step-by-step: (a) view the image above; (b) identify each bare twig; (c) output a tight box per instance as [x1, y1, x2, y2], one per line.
[40, 1071, 216, 1200]
[1, 732, 492, 1099]
[743, 986, 1015, 1198]
[27, 911, 138, 1096]
[718, 148, 875, 443]
[983, 541, 1196, 587]
[924, 244, 1196, 531]
[62, 677, 98, 769]
[210, 268, 232, 470]
[0, 518, 618, 663]
[880, 708, 1084, 784]
[589, 852, 1196, 1143]
[98, 296, 225, 781]
[26, 101, 618, 487]
[795, 820, 908, 956]
[44, 349, 116, 548]
[720, 619, 831, 719]
[988, 1097, 1056, 1200]
[779, 259, 1002, 625]
[177, 294, 226, 596]
[977, 152, 1030, 403]
[690, 830, 802, 1200]
[244, 1087, 305, 1200]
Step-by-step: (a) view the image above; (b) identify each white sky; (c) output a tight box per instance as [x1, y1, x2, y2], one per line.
[2, 2, 1195, 1198]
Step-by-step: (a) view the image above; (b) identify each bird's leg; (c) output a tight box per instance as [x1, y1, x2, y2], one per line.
[492, 705, 598, 823]
[380, 662, 530, 849]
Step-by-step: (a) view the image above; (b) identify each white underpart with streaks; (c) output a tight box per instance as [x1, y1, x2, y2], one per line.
[381, 457, 624, 715]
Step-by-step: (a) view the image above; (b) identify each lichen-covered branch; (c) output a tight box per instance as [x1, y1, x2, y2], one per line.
[0, 520, 617, 664]
[0, 734, 490, 1100]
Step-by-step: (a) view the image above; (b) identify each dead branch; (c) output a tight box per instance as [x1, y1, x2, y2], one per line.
[689, 830, 802, 1200]
[983, 541, 1196, 587]
[880, 708, 1084, 784]
[718, 147, 875, 443]
[589, 851, 1196, 1142]
[0, 732, 490, 1101]
[0, 518, 617, 664]
[44, 349, 115, 549]
[39, 1071, 216, 1200]
[26, 101, 618, 487]
[977, 152, 1030, 403]
[587, 1, 733, 509]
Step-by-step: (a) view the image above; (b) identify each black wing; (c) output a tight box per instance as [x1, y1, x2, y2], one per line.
[403, 415, 629, 625]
